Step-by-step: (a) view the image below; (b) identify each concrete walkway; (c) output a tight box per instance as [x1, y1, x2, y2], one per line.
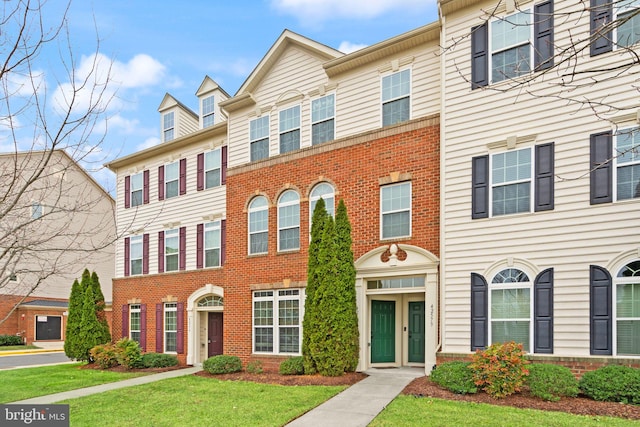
[9, 366, 202, 404]
[286, 367, 424, 427]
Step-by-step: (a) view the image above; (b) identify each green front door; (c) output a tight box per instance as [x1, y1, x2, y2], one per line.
[371, 300, 395, 363]
[408, 301, 425, 363]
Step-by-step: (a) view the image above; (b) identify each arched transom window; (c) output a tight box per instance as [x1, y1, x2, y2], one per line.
[197, 296, 224, 308]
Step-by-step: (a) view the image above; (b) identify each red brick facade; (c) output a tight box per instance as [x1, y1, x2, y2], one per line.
[111, 116, 440, 368]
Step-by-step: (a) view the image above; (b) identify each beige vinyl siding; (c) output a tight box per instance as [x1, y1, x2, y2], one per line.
[177, 108, 199, 138]
[441, 0, 640, 356]
[114, 142, 226, 278]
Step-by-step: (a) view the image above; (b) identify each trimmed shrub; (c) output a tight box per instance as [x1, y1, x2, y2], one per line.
[280, 357, 305, 375]
[203, 355, 242, 374]
[579, 365, 640, 404]
[469, 341, 529, 398]
[0, 335, 23, 346]
[141, 353, 179, 368]
[430, 361, 477, 394]
[527, 364, 578, 401]
[90, 344, 118, 369]
[246, 360, 263, 374]
[114, 338, 143, 369]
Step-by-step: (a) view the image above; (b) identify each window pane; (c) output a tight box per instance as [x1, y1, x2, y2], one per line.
[250, 116, 269, 140]
[382, 97, 410, 126]
[491, 288, 530, 318]
[617, 283, 640, 317]
[618, 8, 640, 47]
[205, 249, 220, 267]
[250, 139, 269, 161]
[279, 327, 299, 353]
[491, 10, 531, 52]
[382, 211, 410, 239]
[312, 119, 334, 145]
[280, 129, 300, 153]
[279, 106, 300, 132]
[382, 69, 410, 102]
[279, 228, 300, 250]
[492, 182, 531, 215]
[617, 320, 640, 355]
[382, 183, 411, 211]
[206, 169, 221, 188]
[492, 45, 531, 82]
[249, 209, 268, 233]
[250, 232, 268, 254]
[278, 203, 299, 228]
[617, 164, 640, 200]
[491, 320, 530, 352]
[254, 328, 273, 352]
[312, 95, 334, 122]
[618, 261, 640, 277]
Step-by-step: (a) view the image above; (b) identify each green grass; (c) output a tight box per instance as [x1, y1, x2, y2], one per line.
[370, 395, 638, 427]
[64, 376, 345, 427]
[0, 344, 40, 351]
[0, 363, 147, 403]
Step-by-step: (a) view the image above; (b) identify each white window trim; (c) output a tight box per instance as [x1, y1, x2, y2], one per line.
[613, 126, 640, 202]
[163, 112, 175, 142]
[309, 183, 335, 236]
[279, 105, 301, 154]
[130, 172, 143, 207]
[130, 304, 141, 342]
[204, 148, 222, 190]
[248, 197, 269, 255]
[614, 1, 640, 49]
[380, 68, 412, 127]
[489, 146, 534, 217]
[612, 259, 640, 356]
[204, 221, 221, 268]
[164, 302, 178, 354]
[380, 181, 412, 240]
[488, 8, 534, 84]
[249, 116, 270, 161]
[165, 229, 179, 272]
[310, 93, 336, 145]
[252, 289, 304, 355]
[202, 95, 215, 128]
[488, 268, 534, 353]
[31, 201, 43, 219]
[130, 235, 143, 276]
[277, 190, 300, 252]
[165, 161, 179, 199]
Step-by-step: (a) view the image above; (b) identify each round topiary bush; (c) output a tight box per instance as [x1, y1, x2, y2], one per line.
[280, 356, 305, 375]
[141, 352, 179, 368]
[430, 361, 477, 394]
[527, 364, 579, 401]
[579, 365, 640, 404]
[203, 355, 242, 374]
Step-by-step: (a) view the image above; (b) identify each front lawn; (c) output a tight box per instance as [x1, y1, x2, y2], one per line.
[64, 376, 345, 427]
[0, 363, 147, 403]
[370, 395, 638, 427]
[0, 345, 40, 351]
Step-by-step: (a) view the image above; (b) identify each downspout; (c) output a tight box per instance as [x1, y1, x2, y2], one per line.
[437, 0, 445, 356]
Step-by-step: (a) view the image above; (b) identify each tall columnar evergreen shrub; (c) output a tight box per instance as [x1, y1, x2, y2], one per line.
[91, 271, 111, 343]
[63, 278, 83, 359]
[77, 285, 104, 361]
[302, 198, 329, 374]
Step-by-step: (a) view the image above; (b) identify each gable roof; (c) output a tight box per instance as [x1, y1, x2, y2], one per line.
[234, 29, 344, 96]
[158, 93, 198, 119]
[196, 76, 231, 98]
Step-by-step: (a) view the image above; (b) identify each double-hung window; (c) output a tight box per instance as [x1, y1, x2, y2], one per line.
[202, 95, 215, 128]
[382, 69, 410, 126]
[253, 289, 303, 354]
[491, 10, 533, 83]
[204, 149, 221, 189]
[130, 304, 141, 344]
[31, 202, 42, 219]
[130, 172, 143, 207]
[165, 229, 179, 272]
[491, 148, 532, 215]
[250, 116, 269, 162]
[617, 0, 640, 47]
[380, 181, 411, 239]
[164, 303, 177, 353]
[615, 260, 640, 355]
[278, 190, 300, 251]
[279, 106, 300, 154]
[311, 94, 335, 145]
[163, 112, 175, 142]
[130, 235, 143, 276]
[248, 196, 268, 255]
[165, 161, 179, 199]
[490, 268, 532, 352]
[204, 221, 221, 267]
[615, 127, 640, 201]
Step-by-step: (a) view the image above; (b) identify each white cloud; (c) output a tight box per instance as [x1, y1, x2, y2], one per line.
[136, 136, 160, 152]
[271, 0, 431, 23]
[338, 41, 368, 54]
[112, 54, 166, 88]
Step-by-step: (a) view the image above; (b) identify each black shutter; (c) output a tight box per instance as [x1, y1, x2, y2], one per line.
[590, 265, 612, 355]
[534, 0, 554, 70]
[472, 155, 489, 219]
[471, 273, 488, 351]
[471, 23, 489, 89]
[590, 131, 613, 204]
[535, 142, 555, 211]
[534, 268, 554, 354]
[590, 0, 613, 56]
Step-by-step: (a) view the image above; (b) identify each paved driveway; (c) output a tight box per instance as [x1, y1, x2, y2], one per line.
[0, 352, 73, 369]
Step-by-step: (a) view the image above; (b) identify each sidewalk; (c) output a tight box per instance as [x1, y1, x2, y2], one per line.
[286, 367, 424, 427]
[9, 366, 202, 404]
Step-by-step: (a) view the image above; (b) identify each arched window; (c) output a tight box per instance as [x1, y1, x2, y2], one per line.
[616, 260, 640, 355]
[309, 183, 335, 231]
[248, 196, 268, 254]
[197, 296, 224, 307]
[490, 268, 532, 351]
[278, 190, 300, 251]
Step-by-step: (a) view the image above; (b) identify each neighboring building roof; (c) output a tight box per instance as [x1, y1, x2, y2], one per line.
[19, 300, 68, 308]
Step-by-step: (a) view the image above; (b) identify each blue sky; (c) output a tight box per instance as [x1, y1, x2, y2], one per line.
[10, 0, 438, 191]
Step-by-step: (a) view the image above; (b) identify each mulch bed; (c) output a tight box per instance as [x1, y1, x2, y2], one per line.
[81, 363, 640, 420]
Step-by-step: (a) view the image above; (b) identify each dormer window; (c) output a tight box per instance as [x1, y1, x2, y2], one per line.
[163, 112, 175, 142]
[202, 96, 215, 128]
